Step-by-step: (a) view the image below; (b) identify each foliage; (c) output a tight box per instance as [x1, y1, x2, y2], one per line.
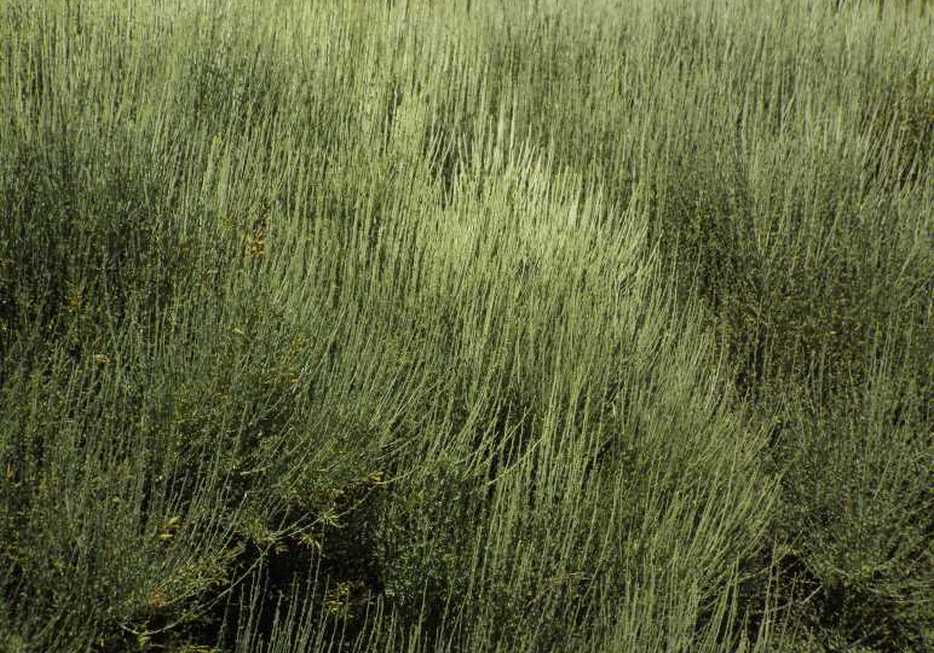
[0, 0, 930, 651]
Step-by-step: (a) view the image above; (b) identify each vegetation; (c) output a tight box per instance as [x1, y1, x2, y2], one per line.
[1, 0, 930, 650]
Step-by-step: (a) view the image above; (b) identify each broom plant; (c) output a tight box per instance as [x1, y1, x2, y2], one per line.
[1, 0, 930, 650]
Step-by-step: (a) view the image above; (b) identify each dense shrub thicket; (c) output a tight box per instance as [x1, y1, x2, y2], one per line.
[1, 0, 930, 651]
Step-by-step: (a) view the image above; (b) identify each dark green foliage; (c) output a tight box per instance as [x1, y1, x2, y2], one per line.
[1, 1, 931, 651]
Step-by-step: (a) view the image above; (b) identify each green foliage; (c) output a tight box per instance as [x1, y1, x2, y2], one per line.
[1, 0, 930, 651]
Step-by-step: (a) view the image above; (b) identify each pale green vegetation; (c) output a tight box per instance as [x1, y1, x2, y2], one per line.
[0, 0, 931, 651]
